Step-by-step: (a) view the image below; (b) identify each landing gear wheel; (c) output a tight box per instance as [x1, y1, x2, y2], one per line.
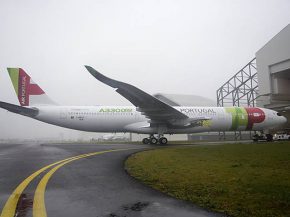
[266, 134, 273, 142]
[142, 138, 150, 144]
[159, 137, 168, 145]
[150, 137, 158, 144]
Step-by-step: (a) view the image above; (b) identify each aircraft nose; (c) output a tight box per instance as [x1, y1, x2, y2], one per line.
[281, 116, 288, 124]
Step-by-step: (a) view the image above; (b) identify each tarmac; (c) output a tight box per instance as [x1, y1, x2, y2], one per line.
[0, 142, 223, 217]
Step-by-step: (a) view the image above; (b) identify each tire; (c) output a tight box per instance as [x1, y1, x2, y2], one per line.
[266, 134, 273, 142]
[142, 138, 150, 144]
[253, 135, 258, 142]
[150, 137, 158, 144]
[159, 137, 168, 145]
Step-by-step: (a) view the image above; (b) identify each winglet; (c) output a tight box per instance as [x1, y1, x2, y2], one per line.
[84, 65, 120, 88]
[84, 65, 107, 82]
[84, 65, 97, 76]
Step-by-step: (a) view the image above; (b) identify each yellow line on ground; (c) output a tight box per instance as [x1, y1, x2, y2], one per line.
[32, 149, 123, 217]
[0, 156, 81, 217]
[0, 148, 132, 217]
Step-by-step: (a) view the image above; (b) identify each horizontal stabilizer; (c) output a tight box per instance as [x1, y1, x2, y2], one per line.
[0, 101, 39, 117]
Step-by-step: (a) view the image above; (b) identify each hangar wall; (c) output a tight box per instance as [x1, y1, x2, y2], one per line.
[256, 24, 290, 111]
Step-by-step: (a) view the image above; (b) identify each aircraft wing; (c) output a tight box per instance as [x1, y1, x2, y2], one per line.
[85, 66, 189, 126]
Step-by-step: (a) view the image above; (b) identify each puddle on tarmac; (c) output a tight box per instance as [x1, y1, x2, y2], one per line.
[15, 193, 33, 217]
[103, 201, 149, 217]
[122, 202, 149, 212]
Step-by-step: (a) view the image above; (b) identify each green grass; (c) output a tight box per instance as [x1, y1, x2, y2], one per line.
[125, 142, 290, 217]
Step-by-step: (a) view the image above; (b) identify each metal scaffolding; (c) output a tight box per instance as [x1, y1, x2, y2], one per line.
[216, 58, 258, 140]
[217, 58, 258, 107]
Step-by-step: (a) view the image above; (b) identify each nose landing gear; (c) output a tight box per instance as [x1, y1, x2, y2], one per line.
[142, 138, 150, 144]
[142, 135, 168, 145]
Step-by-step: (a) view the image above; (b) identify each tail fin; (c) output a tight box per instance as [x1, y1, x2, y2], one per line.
[7, 68, 56, 106]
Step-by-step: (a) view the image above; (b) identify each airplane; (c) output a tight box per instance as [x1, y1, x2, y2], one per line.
[0, 67, 287, 145]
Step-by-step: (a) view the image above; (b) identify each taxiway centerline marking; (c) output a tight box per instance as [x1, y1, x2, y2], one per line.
[33, 149, 129, 217]
[0, 148, 134, 217]
[0, 156, 82, 217]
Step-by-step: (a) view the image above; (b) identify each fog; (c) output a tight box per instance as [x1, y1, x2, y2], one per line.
[0, 0, 290, 140]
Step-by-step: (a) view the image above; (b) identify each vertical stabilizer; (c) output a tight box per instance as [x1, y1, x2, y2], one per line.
[7, 68, 56, 106]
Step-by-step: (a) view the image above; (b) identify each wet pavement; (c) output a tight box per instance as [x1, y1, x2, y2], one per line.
[0, 143, 223, 217]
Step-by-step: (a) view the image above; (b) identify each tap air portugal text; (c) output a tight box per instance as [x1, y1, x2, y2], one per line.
[0, 67, 287, 144]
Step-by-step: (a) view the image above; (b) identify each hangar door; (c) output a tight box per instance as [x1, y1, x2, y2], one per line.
[270, 60, 290, 101]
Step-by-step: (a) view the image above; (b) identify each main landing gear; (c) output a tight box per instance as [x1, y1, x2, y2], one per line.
[142, 135, 168, 145]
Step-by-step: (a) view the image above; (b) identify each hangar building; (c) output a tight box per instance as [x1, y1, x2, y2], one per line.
[256, 24, 290, 127]
[154, 93, 216, 107]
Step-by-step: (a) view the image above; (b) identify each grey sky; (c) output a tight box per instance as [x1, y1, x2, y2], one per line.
[1, 0, 290, 139]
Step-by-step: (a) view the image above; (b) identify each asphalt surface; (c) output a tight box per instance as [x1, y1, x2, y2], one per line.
[0, 142, 223, 217]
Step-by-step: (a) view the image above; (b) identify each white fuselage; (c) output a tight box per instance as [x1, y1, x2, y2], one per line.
[32, 105, 286, 134]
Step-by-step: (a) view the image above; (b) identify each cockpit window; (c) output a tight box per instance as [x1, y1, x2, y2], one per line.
[277, 112, 282, 116]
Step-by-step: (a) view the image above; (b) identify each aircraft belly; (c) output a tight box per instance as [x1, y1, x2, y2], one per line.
[36, 112, 135, 132]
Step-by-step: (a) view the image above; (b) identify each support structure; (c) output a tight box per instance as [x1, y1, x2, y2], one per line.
[217, 58, 258, 107]
[216, 58, 258, 140]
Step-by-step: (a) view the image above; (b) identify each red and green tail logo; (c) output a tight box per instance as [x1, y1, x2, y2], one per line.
[7, 68, 46, 106]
